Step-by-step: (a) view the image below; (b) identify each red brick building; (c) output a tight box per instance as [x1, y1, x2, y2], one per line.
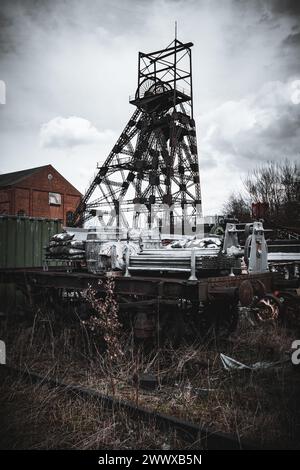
[0, 164, 81, 224]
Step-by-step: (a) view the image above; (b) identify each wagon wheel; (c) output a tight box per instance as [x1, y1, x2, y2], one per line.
[215, 300, 239, 339]
[239, 279, 266, 307]
[254, 294, 282, 322]
[127, 302, 184, 346]
[239, 280, 254, 307]
[159, 311, 184, 347]
[199, 299, 239, 341]
[158, 306, 185, 347]
[251, 279, 266, 299]
[27, 286, 60, 316]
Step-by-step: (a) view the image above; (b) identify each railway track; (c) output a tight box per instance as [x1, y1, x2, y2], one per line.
[0, 364, 260, 450]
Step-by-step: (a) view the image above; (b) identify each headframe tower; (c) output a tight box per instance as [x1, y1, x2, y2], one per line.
[71, 38, 202, 234]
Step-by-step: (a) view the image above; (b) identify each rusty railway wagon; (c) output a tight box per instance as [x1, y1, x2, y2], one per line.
[0, 266, 294, 342]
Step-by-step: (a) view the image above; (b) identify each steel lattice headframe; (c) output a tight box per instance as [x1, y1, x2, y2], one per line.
[71, 38, 202, 234]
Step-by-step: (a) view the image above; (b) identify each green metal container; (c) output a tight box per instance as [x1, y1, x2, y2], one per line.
[0, 215, 62, 268]
[0, 216, 62, 312]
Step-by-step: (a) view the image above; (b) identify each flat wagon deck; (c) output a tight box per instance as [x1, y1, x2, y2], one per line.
[0, 267, 298, 341]
[0, 267, 276, 301]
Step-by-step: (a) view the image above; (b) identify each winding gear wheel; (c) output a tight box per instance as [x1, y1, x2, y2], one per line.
[136, 78, 172, 100]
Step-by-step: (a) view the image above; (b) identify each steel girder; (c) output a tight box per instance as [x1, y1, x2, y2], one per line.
[71, 39, 202, 233]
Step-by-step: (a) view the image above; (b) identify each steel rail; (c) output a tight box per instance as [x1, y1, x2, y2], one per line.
[0, 364, 259, 450]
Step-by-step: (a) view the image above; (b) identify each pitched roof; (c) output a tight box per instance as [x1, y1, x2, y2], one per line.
[0, 165, 49, 187]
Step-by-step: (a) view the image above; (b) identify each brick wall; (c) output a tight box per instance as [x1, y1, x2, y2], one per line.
[0, 189, 10, 214]
[15, 188, 30, 214]
[0, 165, 81, 224]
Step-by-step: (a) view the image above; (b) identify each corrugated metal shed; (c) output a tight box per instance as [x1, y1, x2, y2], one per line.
[0, 215, 62, 312]
[0, 215, 62, 268]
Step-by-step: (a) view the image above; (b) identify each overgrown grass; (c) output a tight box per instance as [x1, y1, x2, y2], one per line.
[0, 304, 300, 449]
[0, 373, 189, 450]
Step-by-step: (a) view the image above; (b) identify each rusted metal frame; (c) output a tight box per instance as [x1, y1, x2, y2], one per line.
[72, 109, 140, 225]
[80, 114, 141, 223]
[0, 269, 198, 301]
[140, 42, 193, 61]
[157, 74, 191, 86]
[119, 298, 178, 310]
[0, 269, 276, 306]
[171, 175, 195, 200]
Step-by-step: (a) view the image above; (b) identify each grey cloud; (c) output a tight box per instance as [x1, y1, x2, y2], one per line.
[269, 0, 300, 17]
[199, 156, 218, 170]
[281, 32, 300, 47]
[199, 80, 300, 173]
[39, 116, 115, 149]
[0, 0, 299, 214]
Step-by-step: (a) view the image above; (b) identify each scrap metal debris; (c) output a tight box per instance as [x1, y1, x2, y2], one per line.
[167, 236, 222, 250]
[220, 353, 289, 371]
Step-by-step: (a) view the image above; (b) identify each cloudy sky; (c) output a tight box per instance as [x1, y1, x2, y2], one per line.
[0, 0, 299, 214]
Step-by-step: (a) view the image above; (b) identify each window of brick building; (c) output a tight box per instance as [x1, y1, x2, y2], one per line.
[49, 192, 61, 206]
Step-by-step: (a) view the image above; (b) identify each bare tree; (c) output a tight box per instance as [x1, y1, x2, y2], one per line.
[223, 192, 251, 222]
[223, 160, 300, 227]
